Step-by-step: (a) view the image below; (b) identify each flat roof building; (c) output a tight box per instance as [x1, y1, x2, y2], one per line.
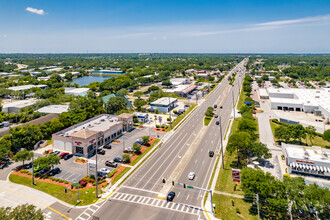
[8, 84, 48, 91]
[65, 87, 90, 96]
[52, 113, 133, 157]
[282, 143, 330, 179]
[164, 84, 196, 97]
[2, 99, 38, 113]
[150, 97, 178, 113]
[170, 78, 191, 86]
[36, 105, 69, 114]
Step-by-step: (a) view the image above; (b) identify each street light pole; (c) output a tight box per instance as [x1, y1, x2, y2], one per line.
[32, 152, 35, 185]
[169, 98, 172, 129]
[232, 89, 236, 119]
[219, 117, 224, 169]
[95, 145, 98, 198]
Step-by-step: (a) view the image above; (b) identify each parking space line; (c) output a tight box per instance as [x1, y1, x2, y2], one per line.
[118, 194, 125, 200]
[155, 200, 161, 206]
[125, 195, 133, 201]
[166, 202, 171, 208]
[130, 195, 136, 201]
[181, 205, 185, 211]
[176, 204, 180, 210]
[145, 198, 151, 204]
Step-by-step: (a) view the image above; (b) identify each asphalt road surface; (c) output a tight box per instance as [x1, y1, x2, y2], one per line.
[81, 58, 248, 220]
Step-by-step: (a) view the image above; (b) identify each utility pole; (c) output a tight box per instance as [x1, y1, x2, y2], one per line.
[219, 116, 224, 169]
[95, 146, 98, 198]
[169, 97, 172, 129]
[232, 89, 236, 119]
[78, 180, 80, 202]
[256, 193, 260, 220]
[32, 152, 35, 185]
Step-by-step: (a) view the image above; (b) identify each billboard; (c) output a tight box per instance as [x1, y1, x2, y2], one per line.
[88, 160, 96, 176]
[232, 169, 241, 183]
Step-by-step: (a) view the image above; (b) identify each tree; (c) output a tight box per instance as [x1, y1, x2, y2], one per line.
[12, 149, 33, 166]
[147, 86, 160, 93]
[0, 135, 12, 159]
[275, 125, 291, 143]
[133, 91, 144, 98]
[238, 118, 257, 132]
[64, 72, 73, 80]
[291, 124, 306, 144]
[116, 88, 128, 96]
[133, 98, 147, 111]
[162, 80, 172, 87]
[0, 204, 44, 220]
[243, 85, 252, 93]
[305, 125, 316, 145]
[34, 154, 60, 169]
[205, 107, 214, 117]
[122, 154, 131, 163]
[106, 96, 127, 114]
[323, 129, 330, 142]
[132, 143, 141, 153]
[227, 132, 252, 167]
[142, 136, 149, 145]
[250, 142, 272, 159]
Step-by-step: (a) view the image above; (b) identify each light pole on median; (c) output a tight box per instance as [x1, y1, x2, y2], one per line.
[95, 145, 98, 198]
[216, 117, 224, 169]
[232, 87, 235, 119]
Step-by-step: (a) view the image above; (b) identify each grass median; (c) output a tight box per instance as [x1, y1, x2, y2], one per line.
[112, 167, 131, 185]
[9, 174, 101, 206]
[204, 116, 212, 126]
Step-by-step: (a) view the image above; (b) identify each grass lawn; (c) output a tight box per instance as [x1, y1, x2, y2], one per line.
[172, 104, 197, 131]
[9, 174, 101, 206]
[204, 116, 212, 126]
[236, 91, 247, 111]
[213, 194, 257, 220]
[269, 120, 330, 148]
[112, 167, 131, 185]
[129, 139, 160, 166]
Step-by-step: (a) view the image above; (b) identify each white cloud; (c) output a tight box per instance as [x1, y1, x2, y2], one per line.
[26, 7, 46, 15]
[256, 14, 330, 27]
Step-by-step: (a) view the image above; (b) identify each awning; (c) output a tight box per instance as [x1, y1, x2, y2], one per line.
[313, 166, 316, 171]
[320, 167, 323, 172]
[298, 164, 302, 169]
[327, 167, 330, 173]
[303, 164, 306, 169]
[316, 166, 320, 171]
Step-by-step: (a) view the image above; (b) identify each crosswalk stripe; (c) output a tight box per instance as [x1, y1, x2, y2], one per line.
[180, 205, 185, 211]
[176, 204, 180, 210]
[166, 202, 171, 208]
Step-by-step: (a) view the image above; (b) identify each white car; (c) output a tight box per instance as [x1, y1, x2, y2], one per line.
[99, 168, 111, 174]
[188, 172, 195, 180]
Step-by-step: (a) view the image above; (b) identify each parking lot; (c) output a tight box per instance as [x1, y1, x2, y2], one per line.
[23, 125, 165, 184]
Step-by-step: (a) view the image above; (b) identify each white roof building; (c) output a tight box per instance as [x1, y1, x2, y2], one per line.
[36, 105, 69, 114]
[65, 87, 90, 96]
[8, 84, 48, 91]
[45, 67, 63, 73]
[170, 78, 191, 86]
[2, 99, 38, 113]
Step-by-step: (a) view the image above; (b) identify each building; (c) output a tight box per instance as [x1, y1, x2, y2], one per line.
[134, 112, 149, 123]
[52, 114, 133, 157]
[44, 67, 63, 73]
[37, 76, 50, 81]
[102, 94, 133, 108]
[8, 84, 48, 92]
[65, 87, 90, 96]
[2, 99, 38, 113]
[170, 78, 191, 86]
[266, 88, 330, 120]
[163, 84, 196, 97]
[282, 143, 330, 179]
[150, 97, 178, 113]
[36, 105, 69, 114]
[259, 88, 269, 99]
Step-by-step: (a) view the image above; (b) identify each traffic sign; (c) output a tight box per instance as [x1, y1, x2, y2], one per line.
[187, 186, 193, 189]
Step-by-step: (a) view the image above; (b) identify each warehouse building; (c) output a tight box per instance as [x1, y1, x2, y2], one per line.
[2, 99, 38, 113]
[8, 84, 48, 91]
[65, 87, 90, 96]
[52, 113, 133, 157]
[282, 143, 330, 179]
[266, 88, 330, 120]
[36, 105, 69, 114]
[150, 97, 178, 113]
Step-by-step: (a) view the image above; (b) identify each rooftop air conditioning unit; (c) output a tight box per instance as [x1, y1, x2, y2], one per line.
[101, 119, 105, 122]
[304, 150, 309, 159]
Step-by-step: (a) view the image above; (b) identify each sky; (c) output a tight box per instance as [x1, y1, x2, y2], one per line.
[0, 0, 330, 53]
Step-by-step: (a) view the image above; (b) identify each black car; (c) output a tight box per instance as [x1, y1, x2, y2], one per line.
[103, 144, 111, 149]
[97, 149, 105, 155]
[49, 168, 61, 176]
[105, 160, 118, 168]
[113, 157, 123, 163]
[25, 162, 33, 169]
[209, 151, 214, 157]
[214, 114, 218, 118]
[39, 167, 50, 175]
[63, 154, 73, 160]
[214, 104, 217, 109]
[167, 191, 175, 201]
[220, 106, 223, 109]
[216, 121, 220, 125]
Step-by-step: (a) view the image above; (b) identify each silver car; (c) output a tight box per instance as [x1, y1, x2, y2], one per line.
[188, 172, 195, 180]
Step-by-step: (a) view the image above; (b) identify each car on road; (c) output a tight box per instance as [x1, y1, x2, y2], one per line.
[103, 144, 111, 149]
[99, 168, 111, 174]
[215, 121, 220, 125]
[60, 152, 69, 159]
[97, 149, 105, 155]
[105, 160, 118, 168]
[214, 114, 218, 118]
[49, 167, 61, 176]
[63, 154, 73, 160]
[113, 157, 123, 163]
[220, 106, 223, 109]
[214, 104, 217, 109]
[188, 172, 195, 180]
[209, 151, 214, 157]
[167, 191, 175, 201]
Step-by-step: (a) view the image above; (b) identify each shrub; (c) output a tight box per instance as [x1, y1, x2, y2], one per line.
[122, 154, 131, 163]
[79, 179, 88, 187]
[59, 180, 64, 183]
[236, 208, 241, 214]
[108, 169, 117, 178]
[99, 179, 106, 184]
[20, 169, 29, 174]
[156, 125, 160, 128]
[232, 200, 235, 206]
[75, 184, 82, 189]
[281, 155, 285, 160]
[64, 180, 69, 184]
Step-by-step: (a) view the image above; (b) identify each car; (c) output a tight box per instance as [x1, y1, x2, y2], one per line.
[214, 104, 217, 109]
[220, 106, 223, 109]
[188, 172, 195, 180]
[33, 166, 42, 172]
[124, 147, 133, 153]
[49, 167, 61, 176]
[209, 151, 214, 157]
[99, 168, 111, 174]
[214, 114, 218, 118]
[215, 121, 220, 125]
[105, 160, 118, 168]
[97, 171, 107, 180]
[97, 149, 105, 155]
[25, 162, 33, 169]
[103, 144, 111, 149]
[38, 167, 50, 175]
[63, 154, 73, 160]
[53, 151, 60, 155]
[60, 152, 69, 158]
[167, 191, 175, 201]
[113, 157, 123, 163]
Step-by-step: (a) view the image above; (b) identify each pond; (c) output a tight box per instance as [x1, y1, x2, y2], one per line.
[71, 75, 115, 86]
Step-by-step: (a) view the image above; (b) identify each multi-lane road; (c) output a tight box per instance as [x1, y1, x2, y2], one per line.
[80, 58, 248, 220]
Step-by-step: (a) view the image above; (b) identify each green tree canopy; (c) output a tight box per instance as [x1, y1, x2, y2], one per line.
[227, 131, 252, 166]
[250, 142, 272, 159]
[34, 154, 60, 169]
[0, 204, 44, 220]
[12, 149, 33, 165]
[106, 96, 127, 114]
[323, 129, 330, 142]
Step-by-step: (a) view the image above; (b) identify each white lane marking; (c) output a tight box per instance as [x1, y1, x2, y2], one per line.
[118, 194, 125, 199]
[178, 155, 181, 158]
[177, 192, 180, 198]
[130, 195, 136, 201]
[145, 198, 151, 204]
[120, 185, 158, 195]
[202, 160, 205, 165]
[186, 194, 190, 200]
[176, 204, 180, 210]
[195, 159, 197, 164]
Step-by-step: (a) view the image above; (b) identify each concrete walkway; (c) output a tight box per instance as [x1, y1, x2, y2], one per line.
[213, 190, 244, 199]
